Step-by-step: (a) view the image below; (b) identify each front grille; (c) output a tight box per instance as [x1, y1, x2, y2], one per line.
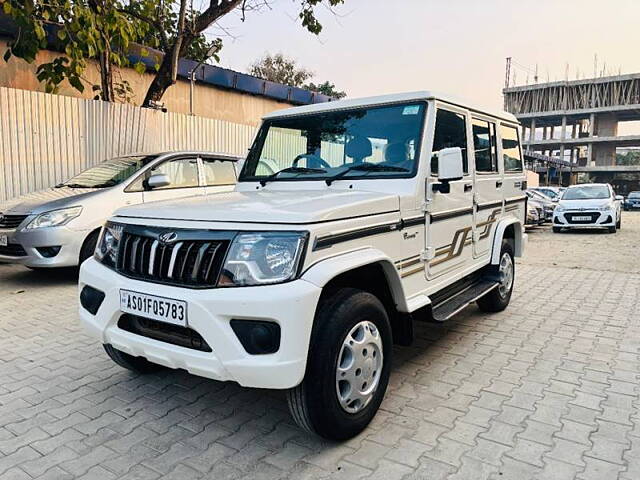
[116, 227, 231, 288]
[565, 212, 599, 224]
[118, 314, 212, 352]
[0, 215, 29, 229]
[0, 244, 27, 257]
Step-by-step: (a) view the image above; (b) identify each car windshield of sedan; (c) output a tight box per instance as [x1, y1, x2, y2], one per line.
[628, 192, 640, 199]
[240, 102, 426, 182]
[562, 185, 610, 200]
[60, 155, 157, 188]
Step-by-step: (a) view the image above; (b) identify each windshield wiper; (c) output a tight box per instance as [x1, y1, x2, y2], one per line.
[325, 163, 409, 186]
[259, 167, 327, 186]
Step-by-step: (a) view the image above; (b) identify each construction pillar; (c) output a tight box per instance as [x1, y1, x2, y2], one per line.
[530, 119, 536, 143]
[559, 116, 567, 162]
[587, 113, 595, 165]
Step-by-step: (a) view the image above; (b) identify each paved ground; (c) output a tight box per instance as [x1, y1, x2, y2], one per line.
[1, 214, 640, 480]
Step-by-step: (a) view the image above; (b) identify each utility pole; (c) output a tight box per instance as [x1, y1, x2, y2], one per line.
[505, 57, 512, 88]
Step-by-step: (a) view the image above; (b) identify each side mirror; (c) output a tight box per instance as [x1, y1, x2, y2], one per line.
[433, 147, 464, 194]
[615, 195, 624, 201]
[146, 173, 171, 190]
[552, 197, 559, 203]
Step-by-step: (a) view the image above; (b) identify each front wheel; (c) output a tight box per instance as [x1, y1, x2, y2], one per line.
[477, 240, 515, 313]
[287, 288, 392, 440]
[552, 226, 562, 233]
[616, 215, 621, 229]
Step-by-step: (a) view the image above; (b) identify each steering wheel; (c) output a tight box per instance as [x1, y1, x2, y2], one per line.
[292, 153, 331, 170]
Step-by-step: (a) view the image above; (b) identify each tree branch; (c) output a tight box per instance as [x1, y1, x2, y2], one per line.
[117, 8, 170, 51]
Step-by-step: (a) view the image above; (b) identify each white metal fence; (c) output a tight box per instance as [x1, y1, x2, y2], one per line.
[0, 87, 258, 202]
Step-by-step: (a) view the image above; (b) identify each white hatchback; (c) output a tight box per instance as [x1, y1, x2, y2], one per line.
[552, 183, 623, 233]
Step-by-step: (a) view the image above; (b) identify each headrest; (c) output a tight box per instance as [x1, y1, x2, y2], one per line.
[345, 136, 373, 161]
[385, 143, 407, 164]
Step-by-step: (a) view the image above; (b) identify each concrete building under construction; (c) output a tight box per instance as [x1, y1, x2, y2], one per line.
[503, 73, 640, 193]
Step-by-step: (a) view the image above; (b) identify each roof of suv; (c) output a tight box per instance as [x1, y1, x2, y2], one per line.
[263, 91, 519, 124]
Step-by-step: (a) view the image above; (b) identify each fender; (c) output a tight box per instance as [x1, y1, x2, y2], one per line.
[490, 218, 525, 264]
[301, 248, 409, 312]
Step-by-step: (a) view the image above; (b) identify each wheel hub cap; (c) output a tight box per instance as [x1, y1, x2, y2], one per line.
[335, 320, 383, 414]
[498, 252, 514, 297]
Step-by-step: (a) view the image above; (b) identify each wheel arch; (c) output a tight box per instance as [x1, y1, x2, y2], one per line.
[490, 218, 524, 264]
[302, 249, 409, 313]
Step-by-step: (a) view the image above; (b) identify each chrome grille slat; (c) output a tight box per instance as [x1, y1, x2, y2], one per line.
[0, 214, 29, 229]
[116, 231, 228, 288]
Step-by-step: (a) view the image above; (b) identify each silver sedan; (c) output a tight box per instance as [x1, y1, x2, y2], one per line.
[0, 151, 240, 269]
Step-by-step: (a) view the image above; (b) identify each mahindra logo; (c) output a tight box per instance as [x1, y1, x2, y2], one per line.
[159, 232, 178, 244]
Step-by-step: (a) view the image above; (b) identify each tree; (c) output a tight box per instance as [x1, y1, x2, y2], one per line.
[248, 53, 313, 87]
[1, 0, 147, 102]
[137, 0, 345, 107]
[249, 54, 347, 99]
[305, 80, 346, 99]
[617, 151, 640, 166]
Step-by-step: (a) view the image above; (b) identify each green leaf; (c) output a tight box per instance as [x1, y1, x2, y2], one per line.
[3, 2, 11, 15]
[68, 75, 84, 93]
[57, 29, 66, 41]
[134, 61, 146, 75]
[140, 48, 148, 57]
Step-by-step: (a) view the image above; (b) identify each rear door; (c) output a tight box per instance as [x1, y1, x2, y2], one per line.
[500, 124, 527, 220]
[425, 106, 475, 280]
[200, 156, 238, 195]
[471, 117, 502, 258]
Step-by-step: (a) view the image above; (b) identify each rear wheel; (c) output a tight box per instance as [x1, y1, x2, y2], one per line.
[477, 240, 514, 313]
[287, 288, 392, 440]
[103, 344, 164, 374]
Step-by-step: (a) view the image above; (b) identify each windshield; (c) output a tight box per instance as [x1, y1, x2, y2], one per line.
[629, 192, 640, 199]
[62, 155, 157, 188]
[240, 102, 426, 182]
[562, 185, 610, 200]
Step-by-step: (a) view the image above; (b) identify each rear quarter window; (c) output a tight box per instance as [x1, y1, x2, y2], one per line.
[501, 125, 523, 173]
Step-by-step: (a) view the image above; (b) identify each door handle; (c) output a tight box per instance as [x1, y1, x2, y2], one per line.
[464, 183, 473, 192]
[496, 180, 503, 188]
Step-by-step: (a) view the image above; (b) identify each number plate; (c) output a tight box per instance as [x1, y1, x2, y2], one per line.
[120, 289, 187, 327]
[573, 215, 591, 221]
[0, 234, 7, 247]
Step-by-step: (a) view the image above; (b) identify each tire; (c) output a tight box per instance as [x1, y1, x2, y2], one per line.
[79, 230, 100, 265]
[552, 227, 562, 233]
[477, 239, 515, 313]
[287, 288, 392, 440]
[616, 215, 621, 229]
[103, 344, 164, 374]
[608, 225, 616, 233]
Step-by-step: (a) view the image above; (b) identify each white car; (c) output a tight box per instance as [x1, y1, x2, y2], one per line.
[79, 91, 527, 440]
[552, 183, 623, 233]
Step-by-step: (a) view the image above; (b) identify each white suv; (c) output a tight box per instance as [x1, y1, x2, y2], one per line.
[79, 92, 527, 440]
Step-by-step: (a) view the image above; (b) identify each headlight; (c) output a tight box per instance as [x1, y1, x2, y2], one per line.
[596, 205, 612, 211]
[94, 222, 123, 268]
[555, 206, 565, 213]
[219, 232, 307, 287]
[24, 206, 82, 230]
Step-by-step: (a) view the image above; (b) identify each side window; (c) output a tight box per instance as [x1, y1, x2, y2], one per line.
[201, 158, 237, 186]
[472, 119, 498, 173]
[150, 158, 199, 189]
[431, 109, 468, 176]
[501, 125, 523, 173]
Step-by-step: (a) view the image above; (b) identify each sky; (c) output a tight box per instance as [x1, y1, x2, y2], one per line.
[210, 0, 640, 112]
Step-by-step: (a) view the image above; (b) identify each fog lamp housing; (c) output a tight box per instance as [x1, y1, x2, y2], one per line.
[80, 285, 105, 315]
[230, 319, 281, 355]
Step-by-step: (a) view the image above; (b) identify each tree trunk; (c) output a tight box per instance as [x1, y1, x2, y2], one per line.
[99, 48, 114, 102]
[142, 0, 242, 108]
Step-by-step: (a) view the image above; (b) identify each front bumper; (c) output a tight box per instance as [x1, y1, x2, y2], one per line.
[79, 258, 323, 389]
[553, 210, 616, 228]
[0, 224, 88, 267]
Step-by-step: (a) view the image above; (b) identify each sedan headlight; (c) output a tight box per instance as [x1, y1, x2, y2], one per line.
[219, 232, 307, 287]
[596, 205, 612, 211]
[554, 205, 565, 213]
[94, 222, 123, 268]
[24, 206, 82, 230]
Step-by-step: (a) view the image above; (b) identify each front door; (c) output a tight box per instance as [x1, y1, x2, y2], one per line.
[471, 117, 502, 258]
[142, 156, 205, 203]
[425, 107, 475, 280]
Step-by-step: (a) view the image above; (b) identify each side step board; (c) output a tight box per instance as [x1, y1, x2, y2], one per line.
[431, 279, 499, 322]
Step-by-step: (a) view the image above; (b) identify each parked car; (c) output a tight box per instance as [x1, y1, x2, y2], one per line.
[525, 189, 555, 221]
[79, 91, 528, 440]
[552, 183, 622, 233]
[526, 199, 544, 226]
[0, 151, 239, 268]
[530, 186, 564, 202]
[623, 191, 640, 211]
